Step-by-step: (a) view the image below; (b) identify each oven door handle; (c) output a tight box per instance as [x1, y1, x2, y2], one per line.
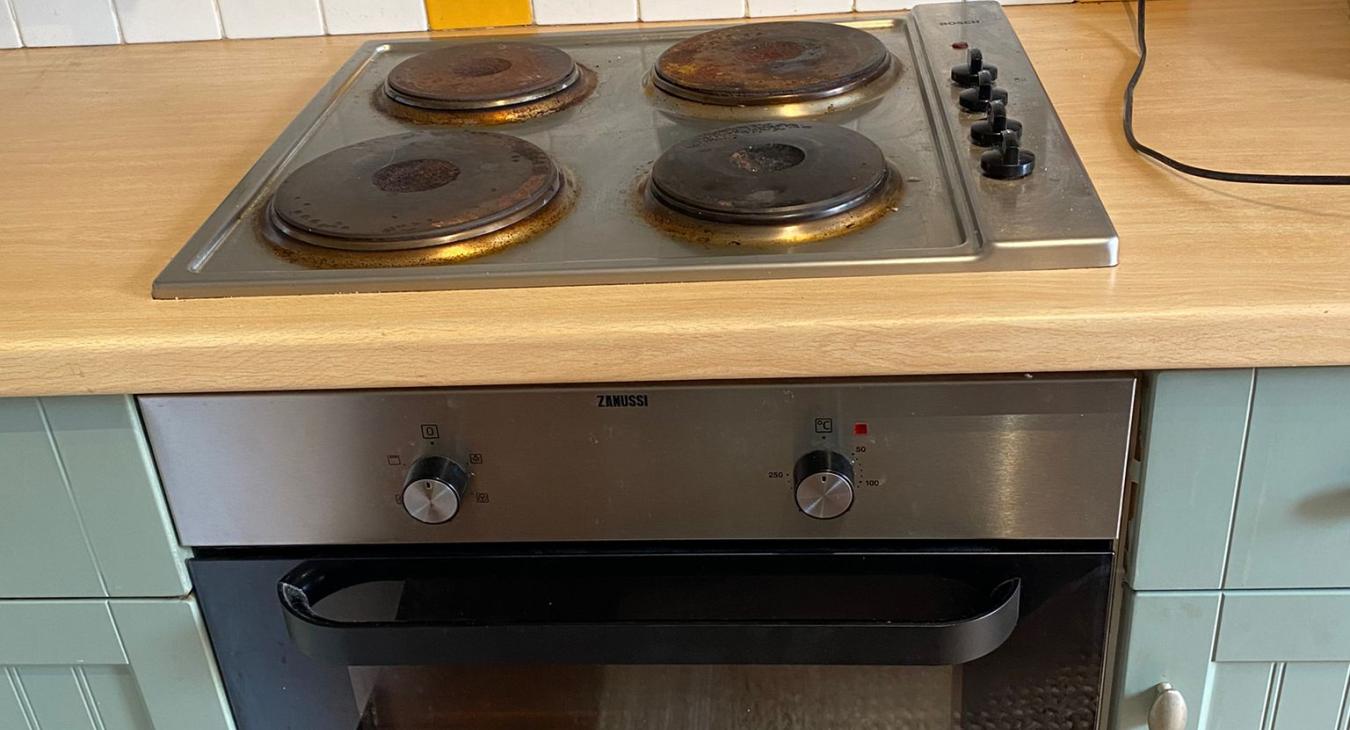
[277, 562, 1022, 666]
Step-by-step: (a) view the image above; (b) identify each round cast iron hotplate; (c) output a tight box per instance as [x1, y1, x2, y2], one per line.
[649, 122, 889, 224]
[654, 22, 892, 106]
[386, 42, 581, 110]
[270, 130, 560, 251]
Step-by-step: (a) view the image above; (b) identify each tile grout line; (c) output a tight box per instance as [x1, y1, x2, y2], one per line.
[3, 0, 23, 47]
[209, 0, 225, 39]
[105, 0, 125, 43]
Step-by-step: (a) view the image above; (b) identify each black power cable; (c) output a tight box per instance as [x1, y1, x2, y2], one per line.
[1124, 0, 1350, 185]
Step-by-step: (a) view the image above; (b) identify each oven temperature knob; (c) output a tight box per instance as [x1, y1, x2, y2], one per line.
[794, 450, 854, 520]
[401, 456, 468, 524]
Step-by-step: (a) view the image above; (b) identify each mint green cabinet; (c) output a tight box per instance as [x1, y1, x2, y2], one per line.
[1131, 367, 1350, 592]
[1113, 590, 1350, 730]
[1129, 370, 1254, 591]
[1226, 368, 1350, 589]
[1118, 368, 1350, 730]
[1, 396, 234, 729]
[0, 598, 234, 730]
[0, 397, 188, 598]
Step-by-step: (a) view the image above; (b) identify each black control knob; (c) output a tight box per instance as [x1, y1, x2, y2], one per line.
[971, 100, 1022, 147]
[980, 130, 1035, 180]
[951, 48, 998, 87]
[959, 70, 1008, 113]
[401, 456, 468, 524]
[793, 450, 854, 520]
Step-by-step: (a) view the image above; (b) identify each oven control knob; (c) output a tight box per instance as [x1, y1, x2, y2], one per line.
[794, 450, 855, 520]
[401, 456, 468, 524]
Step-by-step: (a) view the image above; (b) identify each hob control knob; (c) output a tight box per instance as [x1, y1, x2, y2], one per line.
[794, 450, 855, 520]
[971, 100, 1022, 147]
[951, 48, 998, 87]
[401, 456, 468, 524]
[981, 129, 1036, 180]
[959, 70, 1008, 113]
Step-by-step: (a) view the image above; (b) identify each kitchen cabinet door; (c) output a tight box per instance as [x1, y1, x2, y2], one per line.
[0, 598, 234, 730]
[1112, 590, 1350, 730]
[0, 396, 189, 598]
[1131, 367, 1350, 591]
[1226, 367, 1350, 589]
[1129, 370, 1253, 590]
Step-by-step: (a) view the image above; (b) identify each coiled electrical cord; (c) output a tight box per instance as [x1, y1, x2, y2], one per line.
[1123, 0, 1350, 185]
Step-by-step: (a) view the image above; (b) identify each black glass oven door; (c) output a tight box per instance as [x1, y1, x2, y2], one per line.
[191, 549, 1111, 730]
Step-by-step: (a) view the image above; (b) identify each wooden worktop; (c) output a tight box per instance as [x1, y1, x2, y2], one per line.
[1, 0, 1347, 397]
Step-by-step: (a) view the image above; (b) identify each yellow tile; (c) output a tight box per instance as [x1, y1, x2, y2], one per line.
[426, 0, 533, 29]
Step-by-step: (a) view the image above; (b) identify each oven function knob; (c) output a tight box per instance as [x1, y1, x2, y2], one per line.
[951, 48, 998, 87]
[959, 70, 1008, 113]
[981, 129, 1036, 180]
[401, 456, 468, 524]
[971, 100, 1022, 147]
[794, 450, 855, 520]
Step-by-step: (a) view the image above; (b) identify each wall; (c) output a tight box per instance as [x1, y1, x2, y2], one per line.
[0, 0, 1067, 50]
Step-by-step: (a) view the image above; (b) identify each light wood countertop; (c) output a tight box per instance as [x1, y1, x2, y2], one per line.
[1, 0, 1348, 397]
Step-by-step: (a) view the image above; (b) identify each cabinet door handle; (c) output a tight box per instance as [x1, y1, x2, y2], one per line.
[1148, 682, 1187, 730]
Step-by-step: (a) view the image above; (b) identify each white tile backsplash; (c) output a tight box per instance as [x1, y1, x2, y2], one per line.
[0, 0, 1078, 49]
[533, 0, 638, 25]
[0, 1, 21, 48]
[114, 0, 221, 42]
[218, 0, 324, 39]
[748, 0, 850, 16]
[857, 0, 1066, 8]
[11, 0, 120, 46]
[321, 0, 426, 35]
[641, 0, 744, 22]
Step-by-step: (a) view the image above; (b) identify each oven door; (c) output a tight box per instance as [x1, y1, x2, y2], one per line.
[191, 547, 1111, 730]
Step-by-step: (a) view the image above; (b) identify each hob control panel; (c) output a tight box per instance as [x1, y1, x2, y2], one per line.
[139, 377, 1135, 547]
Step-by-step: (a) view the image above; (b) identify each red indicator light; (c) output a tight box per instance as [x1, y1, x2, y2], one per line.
[853, 422, 869, 435]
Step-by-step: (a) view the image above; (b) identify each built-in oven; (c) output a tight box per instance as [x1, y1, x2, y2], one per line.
[139, 375, 1136, 730]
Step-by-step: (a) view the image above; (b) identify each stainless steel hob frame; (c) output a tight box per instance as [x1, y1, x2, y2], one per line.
[153, 2, 1117, 299]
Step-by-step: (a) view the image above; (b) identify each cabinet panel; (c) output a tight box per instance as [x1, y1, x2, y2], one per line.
[0, 602, 125, 666]
[1271, 663, 1350, 730]
[109, 600, 234, 730]
[82, 667, 155, 730]
[0, 399, 105, 597]
[0, 397, 189, 599]
[10, 667, 99, 730]
[0, 672, 27, 728]
[1113, 590, 1350, 730]
[1130, 370, 1253, 590]
[1228, 367, 1350, 589]
[1111, 591, 1220, 730]
[2, 666, 151, 730]
[1203, 663, 1273, 730]
[0, 598, 234, 730]
[42, 397, 190, 597]
[1217, 591, 1350, 662]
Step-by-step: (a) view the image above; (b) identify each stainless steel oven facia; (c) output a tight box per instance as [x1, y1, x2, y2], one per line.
[140, 374, 1137, 730]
